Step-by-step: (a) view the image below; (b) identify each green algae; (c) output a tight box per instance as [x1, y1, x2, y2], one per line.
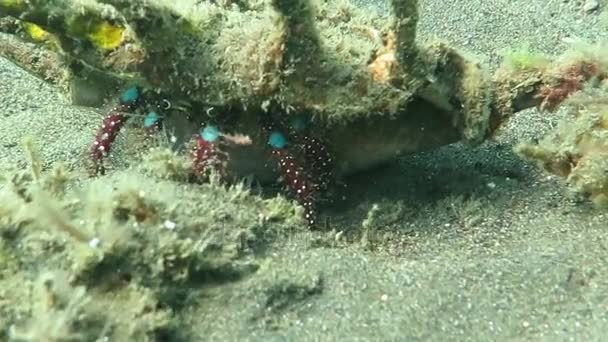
[0, 138, 304, 340]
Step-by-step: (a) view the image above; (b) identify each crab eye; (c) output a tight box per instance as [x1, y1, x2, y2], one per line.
[161, 99, 171, 110]
[289, 114, 308, 132]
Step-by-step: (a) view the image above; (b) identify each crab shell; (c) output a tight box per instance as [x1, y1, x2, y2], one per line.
[1, 0, 494, 184]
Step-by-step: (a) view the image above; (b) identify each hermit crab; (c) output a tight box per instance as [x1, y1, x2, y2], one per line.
[1, 0, 607, 225]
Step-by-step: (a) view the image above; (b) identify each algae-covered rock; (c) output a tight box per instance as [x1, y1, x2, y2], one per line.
[2, 0, 606, 184]
[0, 0, 538, 179]
[1, 0, 607, 195]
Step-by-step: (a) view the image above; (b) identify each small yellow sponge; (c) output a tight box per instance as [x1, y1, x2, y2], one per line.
[23, 22, 50, 42]
[87, 21, 124, 50]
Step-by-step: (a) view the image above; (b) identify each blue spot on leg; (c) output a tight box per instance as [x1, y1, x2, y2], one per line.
[120, 86, 139, 104]
[268, 131, 287, 149]
[201, 125, 221, 142]
[144, 111, 161, 128]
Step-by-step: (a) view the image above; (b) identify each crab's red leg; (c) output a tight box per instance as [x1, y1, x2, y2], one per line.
[288, 116, 334, 193]
[90, 86, 142, 174]
[267, 130, 318, 226]
[298, 135, 334, 193]
[191, 125, 227, 179]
